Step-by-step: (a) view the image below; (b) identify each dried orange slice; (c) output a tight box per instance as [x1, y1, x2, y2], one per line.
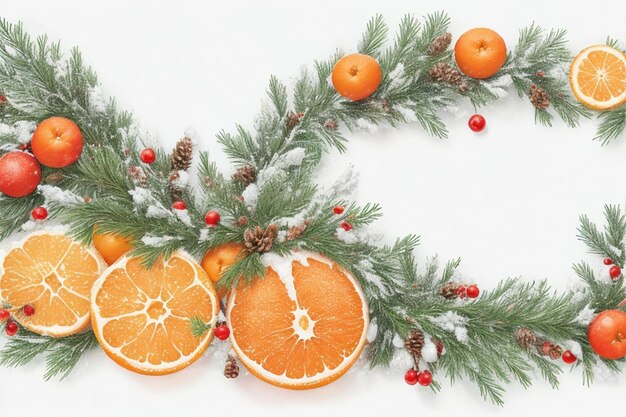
[227, 252, 368, 389]
[91, 253, 219, 375]
[0, 231, 106, 337]
[570, 45, 626, 110]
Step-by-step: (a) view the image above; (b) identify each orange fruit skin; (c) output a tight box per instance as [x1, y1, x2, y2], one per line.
[92, 230, 133, 265]
[588, 310, 626, 360]
[201, 243, 245, 300]
[31, 116, 83, 168]
[332, 53, 382, 101]
[454, 28, 507, 79]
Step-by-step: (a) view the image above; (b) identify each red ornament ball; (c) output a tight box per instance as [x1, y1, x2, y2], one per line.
[0, 151, 42, 197]
[417, 370, 433, 386]
[333, 206, 345, 215]
[0, 309, 9, 321]
[404, 369, 419, 385]
[214, 324, 230, 341]
[604, 258, 614, 265]
[340, 221, 353, 232]
[172, 201, 186, 210]
[5, 320, 18, 337]
[205, 210, 221, 226]
[562, 350, 577, 364]
[31, 206, 48, 220]
[466, 284, 480, 299]
[468, 114, 486, 132]
[140, 148, 156, 164]
[23, 304, 35, 317]
[609, 265, 622, 280]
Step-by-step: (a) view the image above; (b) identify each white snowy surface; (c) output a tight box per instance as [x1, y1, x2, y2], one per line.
[1, 1, 626, 416]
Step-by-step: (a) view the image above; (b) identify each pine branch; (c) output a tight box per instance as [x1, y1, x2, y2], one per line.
[190, 317, 211, 337]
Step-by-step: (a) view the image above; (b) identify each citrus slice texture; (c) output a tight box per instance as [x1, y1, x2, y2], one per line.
[0, 231, 106, 337]
[569, 45, 626, 110]
[91, 253, 219, 375]
[227, 252, 369, 389]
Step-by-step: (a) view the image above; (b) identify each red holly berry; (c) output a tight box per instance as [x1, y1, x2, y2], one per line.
[214, 324, 230, 340]
[536, 70, 545, 77]
[0, 309, 9, 321]
[603, 258, 614, 265]
[172, 201, 186, 210]
[0, 95, 7, 103]
[456, 285, 466, 296]
[31, 206, 48, 220]
[468, 114, 486, 132]
[84, 196, 93, 203]
[609, 265, 622, 280]
[5, 320, 18, 336]
[205, 210, 221, 226]
[417, 370, 433, 386]
[140, 148, 156, 164]
[435, 340, 444, 355]
[23, 304, 35, 317]
[333, 206, 345, 215]
[466, 284, 480, 299]
[562, 350, 577, 364]
[340, 221, 353, 231]
[404, 369, 419, 385]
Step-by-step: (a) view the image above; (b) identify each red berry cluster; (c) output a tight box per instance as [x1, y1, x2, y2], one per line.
[404, 368, 433, 386]
[603, 258, 622, 281]
[456, 284, 480, 299]
[332, 206, 353, 231]
[0, 304, 36, 337]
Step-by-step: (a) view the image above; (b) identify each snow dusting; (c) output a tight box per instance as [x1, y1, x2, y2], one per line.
[141, 234, 179, 247]
[429, 312, 469, 343]
[574, 304, 595, 325]
[38, 185, 83, 206]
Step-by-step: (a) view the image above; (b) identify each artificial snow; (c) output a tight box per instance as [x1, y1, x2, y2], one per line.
[387, 63, 407, 90]
[141, 234, 178, 247]
[13, 121, 36, 143]
[171, 170, 190, 189]
[88, 84, 109, 113]
[395, 103, 418, 123]
[355, 259, 388, 297]
[574, 304, 595, 325]
[38, 185, 83, 206]
[392, 333, 405, 349]
[565, 340, 583, 359]
[241, 183, 259, 210]
[174, 209, 193, 227]
[421, 335, 439, 363]
[482, 74, 513, 99]
[260, 252, 301, 301]
[366, 318, 378, 343]
[429, 311, 469, 343]
[355, 118, 379, 134]
[335, 226, 359, 244]
[199, 228, 210, 242]
[129, 187, 174, 220]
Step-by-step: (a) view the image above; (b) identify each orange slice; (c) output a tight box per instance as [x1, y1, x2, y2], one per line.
[0, 231, 106, 337]
[91, 253, 219, 375]
[569, 45, 626, 110]
[227, 252, 368, 389]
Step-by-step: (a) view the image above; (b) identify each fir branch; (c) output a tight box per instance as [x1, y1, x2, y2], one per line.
[190, 317, 211, 337]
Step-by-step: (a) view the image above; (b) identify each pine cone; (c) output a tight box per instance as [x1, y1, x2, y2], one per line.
[515, 327, 537, 349]
[530, 85, 550, 109]
[427, 32, 452, 56]
[440, 282, 462, 299]
[168, 171, 184, 201]
[224, 355, 240, 379]
[286, 112, 304, 132]
[540, 341, 563, 360]
[404, 329, 425, 356]
[235, 216, 249, 227]
[244, 224, 278, 253]
[324, 118, 338, 131]
[128, 165, 148, 186]
[45, 171, 65, 184]
[285, 220, 310, 241]
[429, 62, 468, 93]
[170, 136, 193, 171]
[232, 165, 256, 186]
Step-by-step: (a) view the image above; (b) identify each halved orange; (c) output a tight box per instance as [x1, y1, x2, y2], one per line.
[0, 231, 106, 337]
[227, 251, 368, 389]
[570, 45, 626, 110]
[91, 252, 219, 375]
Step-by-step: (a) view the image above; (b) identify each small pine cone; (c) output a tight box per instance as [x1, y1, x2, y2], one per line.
[285, 220, 310, 241]
[170, 136, 193, 171]
[530, 85, 550, 110]
[168, 171, 184, 201]
[128, 165, 148, 186]
[232, 165, 256, 186]
[286, 112, 304, 132]
[244, 224, 278, 253]
[515, 327, 537, 349]
[404, 329, 425, 356]
[235, 216, 249, 227]
[429, 62, 468, 93]
[324, 118, 338, 130]
[540, 341, 563, 360]
[440, 282, 462, 299]
[381, 100, 390, 112]
[224, 355, 240, 379]
[427, 32, 452, 56]
[45, 171, 65, 184]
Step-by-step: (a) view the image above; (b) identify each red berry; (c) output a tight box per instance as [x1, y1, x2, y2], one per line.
[31, 206, 48, 220]
[468, 114, 486, 132]
[214, 324, 230, 340]
[333, 206, 345, 215]
[456, 285, 466, 295]
[23, 304, 35, 317]
[609, 265, 622, 280]
[140, 148, 156, 164]
[466, 284, 480, 299]
[435, 340, 444, 355]
[562, 350, 577, 364]
[417, 370, 433, 386]
[0, 95, 7, 103]
[0, 309, 9, 321]
[604, 258, 614, 265]
[404, 369, 419, 385]
[5, 320, 18, 336]
[172, 201, 186, 210]
[340, 221, 352, 231]
[205, 210, 221, 226]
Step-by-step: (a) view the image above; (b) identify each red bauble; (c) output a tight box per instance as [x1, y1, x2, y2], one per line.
[140, 148, 156, 164]
[609, 265, 622, 280]
[23, 304, 35, 317]
[404, 369, 419, 385]
[172, 201, 186, 210]
[31, 206, 48, 220]
[604, 258, 614, 265]
[417, 370, 433, 386]
[5, 320, 18, 337]
[333, 206, 345, 215]
[466, 285, 480, 299]
[205, 210, 221, 226]
[214, 324, 230, 340]
[468, 114, 486, 132]
[340, 221, 353, 231]
[0, 152, 42, 197]
[0, 309, 9, 321]
[588, 310, 626, 359]
[562, 350, 577, 364]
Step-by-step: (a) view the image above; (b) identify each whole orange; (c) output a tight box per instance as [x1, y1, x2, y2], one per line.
[92, 229, 133, 265]
[588, 309, 626, 360]
[454, 28, 507, 79]
[332, 53, 382, 101]
[201, 242, 245, 299]
[31, 116, 83, 168]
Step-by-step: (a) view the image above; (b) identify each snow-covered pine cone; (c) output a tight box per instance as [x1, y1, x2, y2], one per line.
[244, 224, 278, 253]
[515, 327, 537, 349]
[232, 165, 256, 186]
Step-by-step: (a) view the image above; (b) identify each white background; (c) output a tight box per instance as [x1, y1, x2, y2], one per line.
[1, 0, 626, 415]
